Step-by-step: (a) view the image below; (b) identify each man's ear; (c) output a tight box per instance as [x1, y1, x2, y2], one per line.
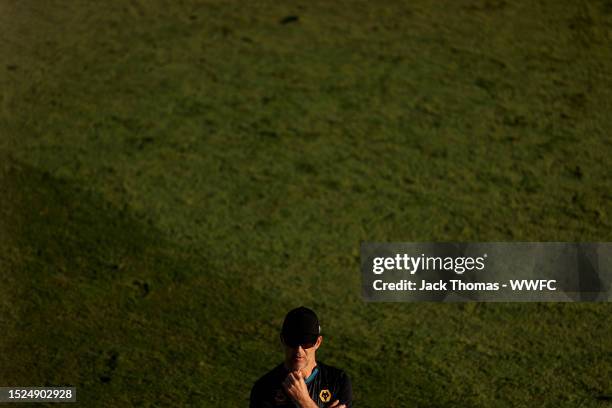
[315, 335, 323, 349]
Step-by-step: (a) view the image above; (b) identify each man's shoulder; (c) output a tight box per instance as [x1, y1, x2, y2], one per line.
[317, 361, 348, 375]
[316, 361, 350, 380]
[252, 363, 285, 390]
[250, 364, 288, 407]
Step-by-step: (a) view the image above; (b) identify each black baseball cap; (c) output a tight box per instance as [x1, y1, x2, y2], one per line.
[281, 307, 321, 347]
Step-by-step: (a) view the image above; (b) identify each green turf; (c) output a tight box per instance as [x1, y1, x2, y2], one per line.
[1, 0, 611, 406]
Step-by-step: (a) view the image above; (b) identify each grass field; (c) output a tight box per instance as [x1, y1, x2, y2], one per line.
[1, 0, 611, 406]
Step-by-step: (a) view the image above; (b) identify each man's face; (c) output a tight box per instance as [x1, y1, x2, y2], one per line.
[283, 336, 322, 372]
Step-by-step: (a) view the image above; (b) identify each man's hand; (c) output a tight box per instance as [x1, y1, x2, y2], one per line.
[282, 370, 317, 408]
[328, 400, 346, 408]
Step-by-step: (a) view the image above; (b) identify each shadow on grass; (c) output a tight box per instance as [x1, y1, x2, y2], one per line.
[0, 154, 239, 405]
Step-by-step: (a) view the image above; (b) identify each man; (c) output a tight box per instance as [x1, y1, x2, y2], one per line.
[250, 307, 353, 408]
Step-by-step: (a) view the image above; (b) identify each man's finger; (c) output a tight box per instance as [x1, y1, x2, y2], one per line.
[283, 374, 295, 389]
[328, 400, 340, 407]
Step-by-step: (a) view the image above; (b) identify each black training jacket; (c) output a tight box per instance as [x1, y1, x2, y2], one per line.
[250, 361, 352, 407]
